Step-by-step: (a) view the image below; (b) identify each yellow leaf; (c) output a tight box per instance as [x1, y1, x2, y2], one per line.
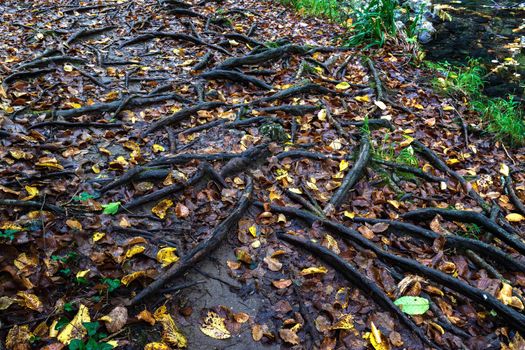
[152, 199, 174, 219]
[497, 282, 524, 310]
[16, 291, 43, 312]
[125, 245, 146, 259]
[0, 296, 15, 310]
[36, 157, 64, 170]
[400, 136, 414, 147]
[335, 82, 351, 90]
[300, 266, 328, 275]
[331, 314, 354, 330]
[200, 311, 231, 339]
[368, 321, 389, 350]
[157, 247, 179, 267]
[249, 225, 257, 237]
[9, 149, 33, 160]
[144, 343, 171, 350]
[66, 219, 82, 231]
[442, 105, 454, 111]
[500, 163, 510, 177]
[137, 309, 156, 326]
[121, 271, 146, 286]
[21, 185, 39, 201]
[153, 144, 165, 153]
[6, 325, 32, 350]
[446, 158, 460, 165]
[76, 269, 90, 278]
[69, 102, 82, 109]
[344, 211, 355, 219]
[339, 159, 349, 172]
[507, 213, 525, 222]
[93, 232, 105, 242]
[355, 95, 370, 103]
[92, 164, 100, 174]
[288, 187, 302, 194]
[387, 200, 401, 209]
[154, 306, 188, 347]
[57, 304, 91, 344]
[317, 109, 327, 121]
[63, 64, 73, 72]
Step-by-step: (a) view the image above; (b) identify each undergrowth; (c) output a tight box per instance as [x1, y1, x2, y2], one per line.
[427, 60, 525, 146]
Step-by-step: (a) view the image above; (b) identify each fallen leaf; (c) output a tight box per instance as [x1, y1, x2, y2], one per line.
[393, 296, 430, 315]
[16, 291, 43, 312]
[101, 306, 128, 333]
[152, 199, 173, 219]
[272, 279, 292, 289]
[199, 311, 231, 339]
[154, 306, 188, 347]
[507, 213, 525, 222]
[137, 309, 156, 326]
[57, 304, 91, 344]
[157, 247, 179, 267]
[300, 266, 328, 276]
[279, 328, 300, 345]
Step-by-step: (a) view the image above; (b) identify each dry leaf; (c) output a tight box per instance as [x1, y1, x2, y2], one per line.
[101, 306, 128, 333]
[152, 199, 173, 219]
[199, 311, 231, 339]
[157, 247, 179, 267]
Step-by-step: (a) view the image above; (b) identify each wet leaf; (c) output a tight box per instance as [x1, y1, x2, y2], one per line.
[144, 343, 170, 350]
[393, 296, 429, 315]
[154, 306, 188, 347]
[16, 291, 43, 312]
[199, 311, 231, 339]
[157, 247, 179, 267]
[152, 199, 173, 219]
[121, 271, 146, 286]
[300, 266, 328, 276]
[331, 314, 354, 330]
[57, 304, 91, 344]
[21, 185, 39, 201]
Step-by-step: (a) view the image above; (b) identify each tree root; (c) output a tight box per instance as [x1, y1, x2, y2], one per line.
[340, 119, 394, 130]
[2, 68, 55, 85]
[142, 101, 227, 135]
[118, 31, 230, 55]
[275, 150, 342, 161]
[217, 44, 309, 70]
[16, 56, 86, 71]
[28, 121, 122, 130]
[66, 26, 116, 45]
[192, 51, 213, 71]
[120, 162, 220, 212]
[261, 202, 525, 333]
[352, 217, 525, 272]
[26, 93, 186, 119]
[402, 208, 525, 256]
[129, 177, 252, 305]
[0, 199, 64, 215]
[278, 232, 441, 349]
[224, 33, 265, 47]
[324, 133, 370, 213]
[199, 69, 273, 90]
[505, 176, 525, 216]
[256, 104, 319, 115]
[373, 159, 446, 183]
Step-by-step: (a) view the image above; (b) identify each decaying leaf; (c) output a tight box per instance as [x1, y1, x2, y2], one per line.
[497, 282, 524, 310]
[100, 306, 128, 333]
[121, 271, 147, 286]
[279, 328, 300, 345]
[6, 325, 32, 350]
[16, 291, 43, 312]
[331, 314, 354, 330]
[199, 311, 231, 340]
[154, 306, 187, 348]
[152, 199, 174, 219]
[300, 266, 328, 276]
[144, 343, 171, 350]
[137, 309, 156, 326]
[506, 213, 525, 222]
[157, 247, 179, 267]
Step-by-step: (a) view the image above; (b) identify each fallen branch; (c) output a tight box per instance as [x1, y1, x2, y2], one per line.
[130, 177, 252, 305]
[16, 56, 86, 70]
[217, 44, 308, 70]
[2, 68, 55, 85]
[278, 232, 440, 349]
[256, 104, 319, 116]
[28, 121, 122, 130]
[505, 176, 525, 216]
[324, 133, 370, 213]
[0, 199, 64, 215]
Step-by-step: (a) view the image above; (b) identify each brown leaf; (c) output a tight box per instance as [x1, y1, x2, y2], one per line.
[101, 306, 128, 333]
[279, 328, 300, 345]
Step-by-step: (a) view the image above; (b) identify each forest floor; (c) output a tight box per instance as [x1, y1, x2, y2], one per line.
[1, 0, 525, 349]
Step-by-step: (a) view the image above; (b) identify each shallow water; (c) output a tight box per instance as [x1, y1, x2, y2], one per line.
[424, 0, 525, 99]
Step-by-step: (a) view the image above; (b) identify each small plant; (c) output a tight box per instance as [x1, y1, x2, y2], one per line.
[260, 123, 289, 142]
[278, 0, 343, 21]
[346, 0, 397, 47]
[458, 224, 481, 240]
[396, 145, 418, 166]
[69, 321, 113, 350]
[427, 59, 484, 98]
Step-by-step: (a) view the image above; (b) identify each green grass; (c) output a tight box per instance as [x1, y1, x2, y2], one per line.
[346, 0, 397, 47]
[427, 59, 525, 146]
[278, 0, 343, 21]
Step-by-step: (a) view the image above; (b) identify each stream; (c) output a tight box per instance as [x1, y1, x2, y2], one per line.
[423, 0, 525, 99]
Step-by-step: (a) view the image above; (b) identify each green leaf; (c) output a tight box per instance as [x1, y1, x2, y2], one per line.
[64, 303, 74, 312]
[73, 192, 96, 202]
[55, 317, 70, 331]
[69, 339, 85, 350]
[82, 322, 100, 337]
[102, 278, 121, 293]
[85, 338, 99, 350]
[98, 342, 114, 350]
[394, 296, 430, 315]
[101, 202, 120, 215]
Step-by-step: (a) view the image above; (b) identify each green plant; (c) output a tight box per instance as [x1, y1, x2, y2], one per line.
[346, 0, 397, 47]
[278, 0, 343, 21]
[396, 145, 417, 166]
[427, 59, 484, 98]
[458, 224, 481, 239]
[472, 96, 525, 146]
[69, 322, 113, 350]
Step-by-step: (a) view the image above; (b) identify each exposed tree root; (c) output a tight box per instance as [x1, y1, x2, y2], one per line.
[192, 51, 213, 71]
[142, 101, 227, 135]
[373, 159, 446, 183]
[275, 150, 342, 161]
[278, 232, 441, 349]
[352, 217, 525, 272]
[257, 202, 525, 333]
[16, 56, 86, 70]
[0, 199, 64, 215]
[224, 33, 265, 47]
[28, 121, 122, 130]
[402, 208, 525, 256]
[130, 177, 252, 305]
[505, 176, 525, 216]
[256, 104, 319, 115]
[324, 134, 370, 213]
[65, 26, 116, 45]
[199, 69, 273, 90]
[216, 44, 309, 69]
[26, 93, 187, 119]
[2, 68, 55, 85]
[340, 119, 394, 130]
